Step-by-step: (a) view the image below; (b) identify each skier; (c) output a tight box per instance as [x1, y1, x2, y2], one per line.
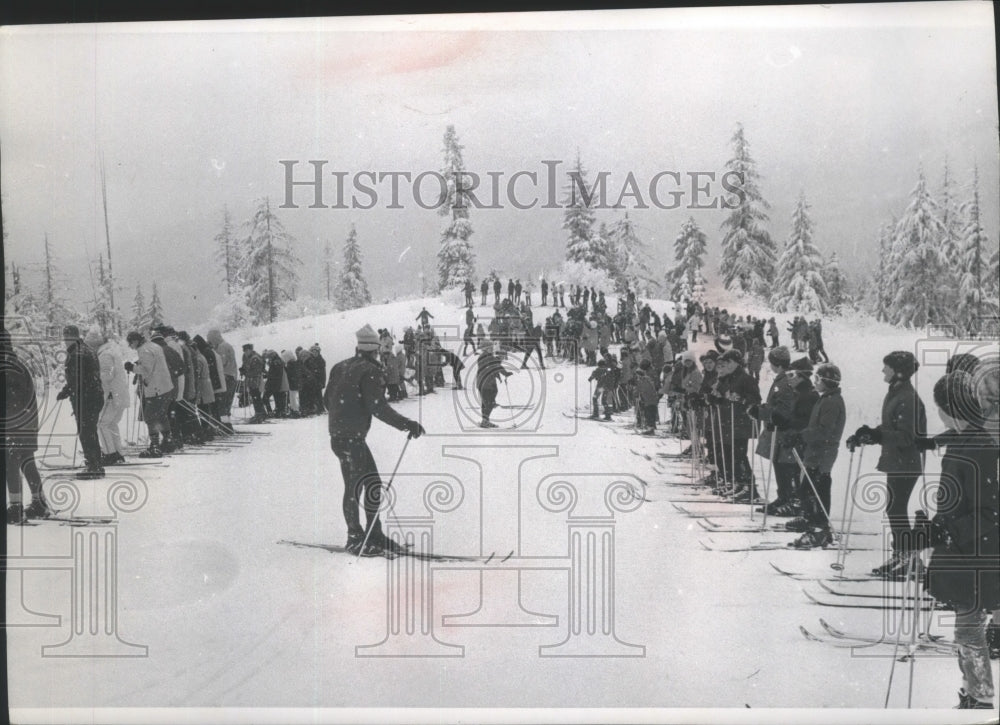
[439, 349, 466, 389]
[151, 327, 186, 451]
[846, 351, 927, 578]
[750, 346, 797, 515]
[588, 359, 613, 420]
[480, 277, 489, 306]
[3, 328, 54, 523]
[747, 338, 765, 383]
[56, 325, 105, 478]
[541, 277, 548, 306]
[87, 330, 129, 465]
[281, 349, 302, 417]
[521, 322, 545, 370]
[788, 363, 845, 548]
[240, 343, 267, 423]
[916, 371, 999, 709]
[507, 278, 515, 302]
[476, 343, 511, 428]
[463, 279, 475, 307]
[208, 328, 239, 433]
[514, 279, 522, 304]
[326, 325, 425, 556]
[125, 330, 173, 458]
[558, 283, 565, 307]
[635, 359, 660, 433]
[462, 321, 477, 356]
[712, 349, 762, 502]
[493, 278, 502, 306]
[769, 357, 820, 516]
[416, 307, 434, 327]
[767, 318, 779, 348]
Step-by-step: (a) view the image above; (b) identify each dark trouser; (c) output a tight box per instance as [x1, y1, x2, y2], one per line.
[386, 383, 400, 401]
[330, 436, 384, 540]
[220, 375, 237, 420]
[773, 461, 799, 502]
[769, 334, 778, 348]
[885, 472, 919, 551]
[463, 338, 476, 356]
[465, 292, 473, 306]
[642, 403, 658, 428]
[522, 342, 544, 368]
[5, 448, 43, 499]
[481, 386, 498, 420]
[248, 382, 266, 417]
[482, 291, 487, 305]
[721, 437, 753, 487]
[72, 399, 103, 467]
[802, 467, 832, 527]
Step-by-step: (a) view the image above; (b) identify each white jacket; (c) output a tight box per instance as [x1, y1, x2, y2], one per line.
[98, 341, 130, 402]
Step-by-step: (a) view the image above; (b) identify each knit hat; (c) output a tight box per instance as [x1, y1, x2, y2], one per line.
[126, 331, 144, 345]
[720, 349, 743, 366]
[716, 334, 733, 350]
[356, 324, 380, 351]
[946, 353, 980, 375]
[883, 351, 918, 379]
[62, 324, 80, 339]
[790, 357, 814, 374]
[242, 343, 253, 350]
[933, 371, 982, 424]
[815, 363, 842, 387]
[700, 349, 720, 362]
[768, 346, 791, 368]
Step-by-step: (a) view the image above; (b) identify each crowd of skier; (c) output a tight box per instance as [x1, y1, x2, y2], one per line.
[3, 274, 998, 709]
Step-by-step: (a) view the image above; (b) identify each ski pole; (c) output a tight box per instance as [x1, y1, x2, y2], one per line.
[730, 401, 736, 505]
[357, 434, 412, 559]
[762, 426, 777, 530]
[42, 398, 64, 455]
[791, 448, 833, 528]
[907, 554, 923, 709]
[838, 449, 855, 531]
[884, 551, 918, 708]
[716, 405, 728, 496]
[833, 448, 864, 571]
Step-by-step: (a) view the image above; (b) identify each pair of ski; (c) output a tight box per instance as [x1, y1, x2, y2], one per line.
[769, 562, 913, 585]
[799, 618, 955, 655]
[16, 515, 118, 527]
[700, 536, 878, 553]
[698, 517, 878, 536]
[277, 539, 490, 563]
[40, 461, 167, 470]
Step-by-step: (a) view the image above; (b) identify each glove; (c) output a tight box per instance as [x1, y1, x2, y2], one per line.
[747, 404, 760, 420]
[913, 435, 937, 452]
[124, 361, 134, 373]
[56, 387, 70, 401]
[854, 425, 881, 445]
[404, 420, 425, 439]
[845, 435, 858, 452]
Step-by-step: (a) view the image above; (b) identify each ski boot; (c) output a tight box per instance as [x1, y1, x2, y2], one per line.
[770, 498, 802, 517]
[480, 419, 498, 429]
[374, 534, 412, 556]
[103, 452, 126, 466]
[756, 497, 786, 515]
[957, 689, 995, 709]
[790, 527, 833, 549]
[24, 498, 54, 520]
[6, 503, 25, 525]
[870, 552, 905, 578]
[75, 464, 105, 480]
[138, 444, 163, 459]
[783, 517, 812, 532]
[733, 486, 765, 504]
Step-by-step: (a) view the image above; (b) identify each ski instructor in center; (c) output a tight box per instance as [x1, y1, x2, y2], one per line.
[325, 324, 425, 557]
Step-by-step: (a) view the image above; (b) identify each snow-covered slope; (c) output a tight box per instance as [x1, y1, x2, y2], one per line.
[8, 293, 998, 719]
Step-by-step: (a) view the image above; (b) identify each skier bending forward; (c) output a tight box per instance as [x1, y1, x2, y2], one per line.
[325, 324, 425, 557]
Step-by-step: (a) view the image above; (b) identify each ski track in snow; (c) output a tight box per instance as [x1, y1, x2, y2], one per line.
[8, 292, 997, 710]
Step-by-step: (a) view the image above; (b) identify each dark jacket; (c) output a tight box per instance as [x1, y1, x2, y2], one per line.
[62, 340, 104, 410]
[874, 379, 926, 474]
[476, 351, 508, 393]
[325, 353, 410, 439]
[775, 378, 820, 465]
[153, 338, 185, 387]
[712, 367, 761, 440]
[265, 354, 285, 394]
[925, 427, 1000, 611]
[801, 389, 846, 472]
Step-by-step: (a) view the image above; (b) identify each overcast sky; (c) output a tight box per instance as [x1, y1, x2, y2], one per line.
[2, 2, 997, 328]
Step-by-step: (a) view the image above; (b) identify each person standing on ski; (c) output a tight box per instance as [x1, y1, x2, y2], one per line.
[480, 278, 489, 306]
[493, 278, 502, 306]
[326, 325, 425, 556]
[476, 343, 511, 428]
[3, 328, 54, 523]
[56, 325, 106, 478]
[789, 363, 846, 548]
[541, 278, 548, 306]
[750, 346, 797, 514]
[846, 350, 927, 578]
[463, 279, 475, 307]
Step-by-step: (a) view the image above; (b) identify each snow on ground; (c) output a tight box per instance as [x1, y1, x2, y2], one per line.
[7, 291, 999, 718]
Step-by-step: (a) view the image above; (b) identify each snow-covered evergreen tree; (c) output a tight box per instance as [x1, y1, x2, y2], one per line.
[239, 197, 301, 324]
[128, 283, 150, 333]
[214, 205, 237, 295]
[955, 166, 998, 335]
[563, 153, 601, 267]
[719, 124, 776, 297]
[335, 224, 371, 311]
[436, 125, 476, 290]
[887, 169, 951, 328]
[821, 252, 849, 313]
[669, 217, 708, 300]
[868, 220, 896, 323]
[147, 282, 165, 329]
[771, 192, 829, 314]
[608, 212, 651, 293]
